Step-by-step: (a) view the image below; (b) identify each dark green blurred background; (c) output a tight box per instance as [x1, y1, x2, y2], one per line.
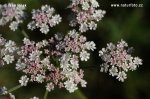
[0, 0, 150, 99]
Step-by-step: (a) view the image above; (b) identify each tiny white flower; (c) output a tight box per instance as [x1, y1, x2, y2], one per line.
[46, 82, 54, 92]
[99, 50, 104, 56]
[23, 38, 31, 45]
[133, 57, 142, 65]
[36, 74, 45, 83]
[85, 41, 96, 51]
[117, 39, 128, 48]
[129, 62, 137, 71]
[79, 35, 87, 43]
[79, 23, 88, 32]
[93, 10, 106, 21]
[100, 63, 109, 72]
[40, 24, 49, 34]
[51, 15, 62, 25]
[19, 75, 29, 86]
[5, 40, 17, 53]
[64, 80, 78, 93]
[82, 2, 90, 10]
[42, 40, 49, 46]
[41, 57, 50, 66]
[3, 55, 14, 64]
[27, 21, 36, 30]
[80, 50, 90, 61]
[29, 50, 42, 61]
[88, 21, 97, 30]
[80, 80, 87, 87]
[90, 0, 99, 8]
[9, 21, 19, 31]
[107, 43, 115, 50]
[117, 71, 127, 82]
[16, 60, 26, 70]
[70, 55, 79, 69]
[109, 66, 118, 76]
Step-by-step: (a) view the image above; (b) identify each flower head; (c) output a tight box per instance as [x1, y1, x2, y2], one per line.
[16, 30, 96, 92]
[99, 40, 142, 82]
[59, 30, 95, 92]
[16, 37, 65, 92]
[68, 0, 106, 32]
[28, 5, 62, 34]
[0, 35, 18, 67]
[0, 3, 26, 31]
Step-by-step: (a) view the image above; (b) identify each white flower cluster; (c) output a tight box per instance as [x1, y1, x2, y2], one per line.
[28, 5, 62, 34]
[15, 30, 96, 93]
[20, 38, 65, 92]
[0, 35, 18, 66]
[0, 3, 26, 31]
[60, 30, 96, 92]
[99, 40, 142, 82]
[60, 54, 87, 92]
[68, 0, 106, 32]
[63, 30, 96, 53]
[16, 38, 49, 83]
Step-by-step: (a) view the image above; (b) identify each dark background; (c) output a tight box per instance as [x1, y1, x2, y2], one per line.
[0, 0, 150, 99]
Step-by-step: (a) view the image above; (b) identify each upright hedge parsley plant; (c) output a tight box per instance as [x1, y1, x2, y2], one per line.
[0, 0, 142, 99]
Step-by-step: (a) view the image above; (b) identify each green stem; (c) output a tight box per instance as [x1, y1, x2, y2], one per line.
[43, 90, 49, 99]
[8, 85, 22, 93]
[21, 30, 29, 38]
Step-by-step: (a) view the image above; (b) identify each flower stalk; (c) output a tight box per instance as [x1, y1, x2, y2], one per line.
[21, 30, 29, 38]
[8, 85, 22, 93]
[43, 90, 49, 99]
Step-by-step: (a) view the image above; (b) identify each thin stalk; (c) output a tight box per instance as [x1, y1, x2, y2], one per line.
[7, 85, 22, 93]
[21, 30, 29, 38]
[43, 90, 49, 99]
